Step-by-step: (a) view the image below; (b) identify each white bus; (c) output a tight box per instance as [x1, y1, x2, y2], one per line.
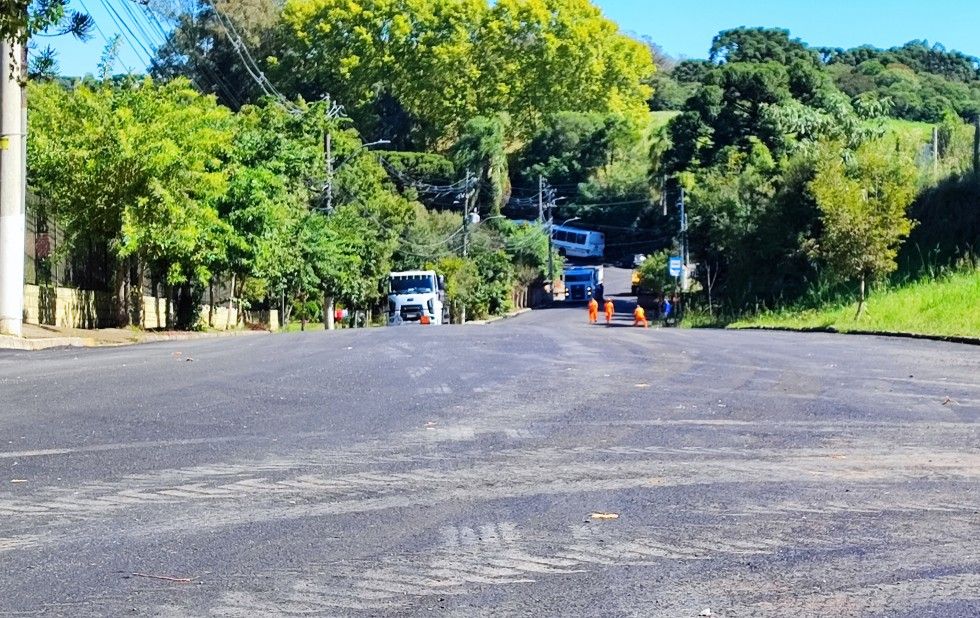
[552, 225, 605, 258]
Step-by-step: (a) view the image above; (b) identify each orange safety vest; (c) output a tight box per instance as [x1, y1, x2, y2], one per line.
[588, 299, 599, 314]
[604, 301, 614, 316]
[634, 306, 646, 320]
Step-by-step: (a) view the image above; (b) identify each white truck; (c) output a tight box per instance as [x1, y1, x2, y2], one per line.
[387, 270, 449, 325]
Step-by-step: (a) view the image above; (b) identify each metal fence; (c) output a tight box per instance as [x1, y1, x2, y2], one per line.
[25, 192, 113, 291]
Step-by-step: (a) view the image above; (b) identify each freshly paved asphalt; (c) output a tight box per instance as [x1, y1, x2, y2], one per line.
[1, 268, 978, 617]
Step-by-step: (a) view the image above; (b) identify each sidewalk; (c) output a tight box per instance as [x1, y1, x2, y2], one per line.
[465, 308, 533, 325]
[0, 323, 270, 351]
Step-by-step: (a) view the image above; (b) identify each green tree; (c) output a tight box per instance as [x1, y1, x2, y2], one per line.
[476, 0, 653, 137]
[275, 0, 652, 147]
[453, 114, 510, 215]
[277, 0, 485, 148]
[709, 27, 818, 66]
[809, 140, 918, 314]
[431, 255, 480, 322]
[28, 77, 235, 326]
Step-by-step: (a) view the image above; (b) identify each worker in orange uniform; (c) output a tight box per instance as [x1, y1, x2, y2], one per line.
[633, 304, 649, 328]
[604, 299, 615, 325]
[588, 297, 599, 324]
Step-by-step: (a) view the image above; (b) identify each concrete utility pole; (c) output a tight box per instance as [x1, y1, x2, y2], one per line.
[678, 187, 688, 293]
[0, 39, 26, 337]
[324, 130, 333, 213]
[546, 190, 555, 292]
[323, 109, 335, 330]
[459, 170, 475, 325]
[538, 175, 544, 222]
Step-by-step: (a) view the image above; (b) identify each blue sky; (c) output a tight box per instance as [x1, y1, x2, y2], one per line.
[43, 0, 980, 77]
[596, 0, 980, 60]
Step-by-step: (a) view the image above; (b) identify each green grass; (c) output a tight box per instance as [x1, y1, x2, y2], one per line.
[728, 269, 980, 339]
[879, 118, 936, 143]
[649, 111, 679, 132]
[280, 321, 326, 333]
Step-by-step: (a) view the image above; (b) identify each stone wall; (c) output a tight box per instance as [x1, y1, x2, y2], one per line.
[23, 284, 278, 331]
[23, 284, 113, 329]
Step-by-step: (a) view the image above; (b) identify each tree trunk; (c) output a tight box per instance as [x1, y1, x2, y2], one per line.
[164, 283, 173, 330]
[855, 275, 866, 319]
[114, 259, 129, 327]
[324, 294, 335, 330]
[208, 278, 215, 328]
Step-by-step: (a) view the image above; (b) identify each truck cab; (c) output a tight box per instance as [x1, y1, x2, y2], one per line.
[388, 271, 449, 325]
[563, 266, 603, 302]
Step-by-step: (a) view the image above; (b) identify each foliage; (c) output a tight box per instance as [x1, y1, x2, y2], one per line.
[29, 78, 235, 289]
[710, 27, 818, 66]
[809, 139, 918, 303]
[256, 0, 653, 148]
[636, 250, 674, 293]
[501, 221, 551, 279]
[729, 267, 980, 339]
[518, 111, 638, 194]
[821, 41, 980, 122]
[901, 174, 980, 275]
[394, 203, 463, 270]
[379, 151, 456, 188]
[150, 0, 278, 109]
[453, 114, 510, 214]
[430, 255, 480, 321]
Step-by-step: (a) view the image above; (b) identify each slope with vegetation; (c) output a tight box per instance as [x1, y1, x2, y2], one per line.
[644, 27, 979, 337]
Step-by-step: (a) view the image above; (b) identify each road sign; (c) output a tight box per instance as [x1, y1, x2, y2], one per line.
[668, 256, 682, 278]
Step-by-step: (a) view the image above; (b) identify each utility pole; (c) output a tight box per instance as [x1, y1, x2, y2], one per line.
[538, 175, 544, 222]
[546, 185, 555, 295]
[459, 170, 475, 325]
[678, 187, 688, 293]
[321, 102, 336, 330]
[462, 171, 472, 258]
[0, 38, 26, 337]
[324, 129, 333, 213]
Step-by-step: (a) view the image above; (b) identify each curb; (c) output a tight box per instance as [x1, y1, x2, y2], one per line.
[466, 308, 533, 326]
[729, 325, 980, 346]
[0, 334, 97, 351]
[0, 328, 271, 352]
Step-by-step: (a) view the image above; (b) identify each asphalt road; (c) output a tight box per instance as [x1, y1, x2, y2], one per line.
[1, 267, 978, 617]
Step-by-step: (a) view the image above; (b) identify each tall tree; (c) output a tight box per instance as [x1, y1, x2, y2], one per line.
[28, 78, 235, 325]
[809, 140, 918, 314]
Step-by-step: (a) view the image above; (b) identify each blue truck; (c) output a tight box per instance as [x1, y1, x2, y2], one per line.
[562, 266, 603, 302]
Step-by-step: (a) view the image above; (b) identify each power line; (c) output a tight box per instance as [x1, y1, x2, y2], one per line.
[141, 4, 242, 107]
[98, 0, 153, 66]
[568, 198, 652, 208]
[117, 0, 161, 53]
[77, 0, 134, 73]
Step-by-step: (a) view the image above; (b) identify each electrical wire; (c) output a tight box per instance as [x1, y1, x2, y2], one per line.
[77, 0, 134, 73]
[141, 4, 242, 107]
[98, 0, 153, 66]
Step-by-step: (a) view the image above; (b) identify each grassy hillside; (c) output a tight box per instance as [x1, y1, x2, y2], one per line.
[728, 268, 980, 339]
[649, 110, 679, 132]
